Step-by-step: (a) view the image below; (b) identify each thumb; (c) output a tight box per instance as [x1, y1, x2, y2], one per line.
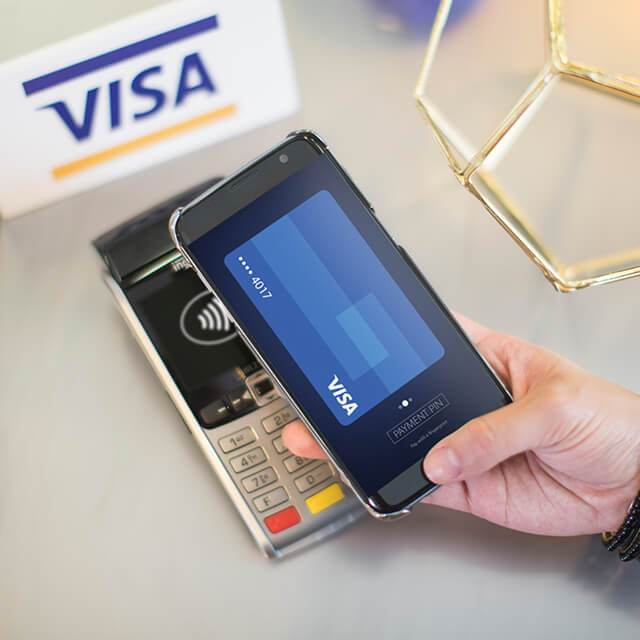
[423, 396, 553, 483]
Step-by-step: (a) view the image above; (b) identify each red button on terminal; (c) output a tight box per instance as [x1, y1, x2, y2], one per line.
[265, 506, 301, 533]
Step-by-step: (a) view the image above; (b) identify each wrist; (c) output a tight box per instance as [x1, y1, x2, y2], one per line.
[606, 481, 640, 530]
[602, 489, 640, 562]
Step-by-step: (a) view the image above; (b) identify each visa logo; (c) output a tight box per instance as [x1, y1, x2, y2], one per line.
[328, 375, 359, 418]
[38, 52, 215, 142]
[20, 14, 235, 179]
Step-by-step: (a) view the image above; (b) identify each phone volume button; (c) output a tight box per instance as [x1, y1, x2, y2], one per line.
[398, 245, 417, 272]
[398, 245, 431, 287]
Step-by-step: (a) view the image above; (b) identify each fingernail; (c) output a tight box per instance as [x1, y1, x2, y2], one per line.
[423, 446, 462, 483]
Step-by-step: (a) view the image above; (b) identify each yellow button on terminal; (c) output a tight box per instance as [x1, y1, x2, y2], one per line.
[305, 483, 344, 515]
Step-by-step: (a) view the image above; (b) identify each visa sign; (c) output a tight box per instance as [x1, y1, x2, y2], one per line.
[0, 0, 298, 218]
[38, 51, 216, 142]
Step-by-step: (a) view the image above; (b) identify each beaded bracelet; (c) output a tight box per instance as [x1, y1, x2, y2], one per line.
[602, 491, 640, 562]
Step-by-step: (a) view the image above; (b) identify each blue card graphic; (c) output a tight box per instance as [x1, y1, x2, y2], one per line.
[224, 190, 444, 425]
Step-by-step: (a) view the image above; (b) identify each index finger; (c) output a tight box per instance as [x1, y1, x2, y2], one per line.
[282, 420, 327, 459]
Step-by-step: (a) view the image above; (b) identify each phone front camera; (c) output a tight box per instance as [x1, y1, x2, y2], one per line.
[279, 154, 289, 164]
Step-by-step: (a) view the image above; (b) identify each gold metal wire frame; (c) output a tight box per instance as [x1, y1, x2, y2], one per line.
[414, 0, 640, 291]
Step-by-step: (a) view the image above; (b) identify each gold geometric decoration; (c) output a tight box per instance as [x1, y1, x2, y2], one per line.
[414, 0, 640, 291]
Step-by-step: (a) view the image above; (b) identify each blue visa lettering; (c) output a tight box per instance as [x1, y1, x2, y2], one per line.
[41, 87, 99, 141]
[131, 66, 166, 120]
[39, 52, 216, 142]
[175, 52, 215, 106]
[108, 80, 121, 129]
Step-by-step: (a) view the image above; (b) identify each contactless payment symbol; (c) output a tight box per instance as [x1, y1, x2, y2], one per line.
[180, 291, 237, 346]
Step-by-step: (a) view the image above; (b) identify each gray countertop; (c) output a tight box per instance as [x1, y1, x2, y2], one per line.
[2, 1, 639, 637]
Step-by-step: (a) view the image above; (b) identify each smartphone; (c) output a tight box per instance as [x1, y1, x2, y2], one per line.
[170, 131, 511, 519]
[93, 178, 363, 559]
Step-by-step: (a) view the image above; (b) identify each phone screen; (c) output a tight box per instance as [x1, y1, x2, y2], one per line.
[182, 144, 509, 506]
[224, 189, 445, 426]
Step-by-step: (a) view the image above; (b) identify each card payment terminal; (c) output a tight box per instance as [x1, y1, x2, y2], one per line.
[93, 179, 363, 558]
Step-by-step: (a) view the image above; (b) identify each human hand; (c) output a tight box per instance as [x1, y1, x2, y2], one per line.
[282, 315, 640, 536]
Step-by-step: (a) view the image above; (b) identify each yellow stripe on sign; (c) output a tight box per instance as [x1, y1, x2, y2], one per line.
[52, 103, 237, 180]
[305, 483, 345, 515]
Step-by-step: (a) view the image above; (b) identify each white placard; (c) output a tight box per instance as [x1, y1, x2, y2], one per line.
[0, 0, 298, 218]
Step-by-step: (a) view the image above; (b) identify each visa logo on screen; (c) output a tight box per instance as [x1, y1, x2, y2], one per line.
[20, 14, 228, 181]
[328, 375, 359, 418]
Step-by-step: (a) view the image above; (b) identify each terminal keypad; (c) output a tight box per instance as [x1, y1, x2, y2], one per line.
[216, 401, 345, 536]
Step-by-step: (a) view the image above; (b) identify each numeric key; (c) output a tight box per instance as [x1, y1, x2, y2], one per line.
[218, 427, 256, 453]
[229, 447, 266, 473]
[242, 467, 278, 493]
